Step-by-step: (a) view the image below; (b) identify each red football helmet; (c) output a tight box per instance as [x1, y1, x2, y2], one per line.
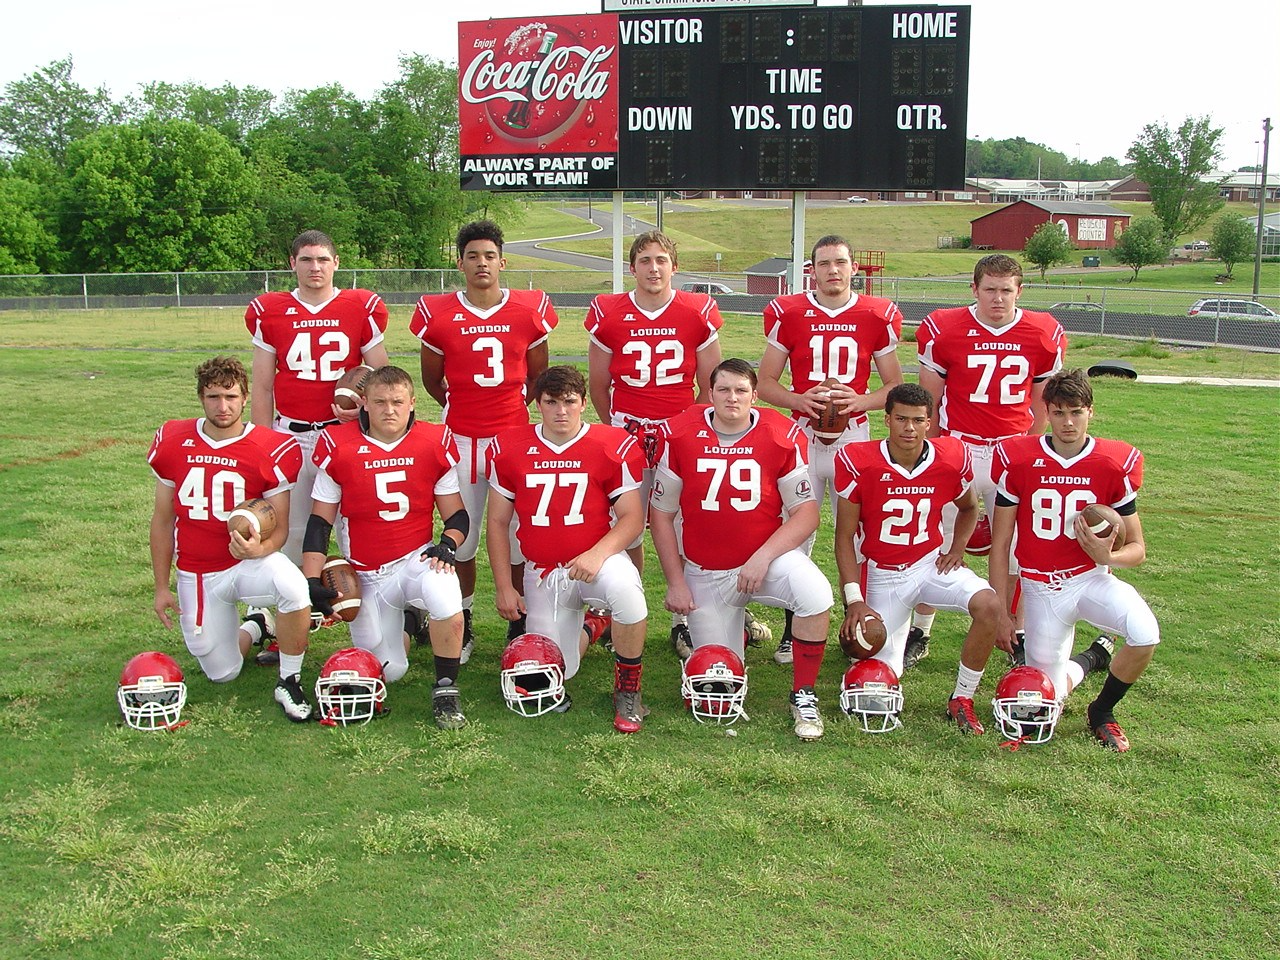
[314, 647, 386, 726]
[500, 634, 567, 717]
[681, 644, 748, 724]
[991, 666, 1061, 744]
[839, 659, 903, 733]
[965, 514, 992, 556]
[118, 651, 187, 731]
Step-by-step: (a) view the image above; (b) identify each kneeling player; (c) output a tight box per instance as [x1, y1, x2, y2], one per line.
[148, 356, 314, 722]
[486, 366, 650, 733]
[833, 383, 1004, 734]
[990, 369, 1158, 752]
[302, 366, 469, 729]
[650, 359, 833, 741]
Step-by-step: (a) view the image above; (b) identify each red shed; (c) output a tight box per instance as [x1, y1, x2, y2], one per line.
[970, 200, 1130, 251]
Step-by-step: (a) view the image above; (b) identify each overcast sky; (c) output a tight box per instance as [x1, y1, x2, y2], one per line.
[2, 0, 1275, 170]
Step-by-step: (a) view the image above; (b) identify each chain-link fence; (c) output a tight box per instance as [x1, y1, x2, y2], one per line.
[1, 270, 1276, 350]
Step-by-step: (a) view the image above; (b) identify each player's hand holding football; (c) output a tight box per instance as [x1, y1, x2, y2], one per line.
[330, 400, 363, 423]
[826, 381, 863, 415]
[154, 587, 180, 628]
[794, 383, 833, 419]
[1073, 513, 1119, 565]
[838, 600, 878, 646]
[307, 576, 338, 619]
[229, 527, 268, 561]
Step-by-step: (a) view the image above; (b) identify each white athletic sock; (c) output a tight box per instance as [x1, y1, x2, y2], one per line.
[1064, 660, 1085, 694]
[279, 653, 304, 680]
[240, 619, 263, 645]
[462, 594, 474, 611]
[912, 612, 936, 635]
[952, 664, 984, 700]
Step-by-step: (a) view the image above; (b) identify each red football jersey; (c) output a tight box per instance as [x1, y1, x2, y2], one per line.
[488, 423, 644, 568]
[916, 306, 1066, 439]
[148, 420, 303, 574]
[409, 289, 559, 438]
[311, 419, 460, 571]
[584, 290, 723, 421]
[245, 288, 389, 422]
[763, 292, 903, 429]
[993, 435, 1144, 577]
[834, 436, 972, 567]
[656, 405, 811, 570]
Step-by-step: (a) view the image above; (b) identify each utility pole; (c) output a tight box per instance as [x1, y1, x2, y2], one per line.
[1253, 118, 1271, 300]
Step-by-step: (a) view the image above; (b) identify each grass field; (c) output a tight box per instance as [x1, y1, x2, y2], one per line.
[1, 311, 1278, 960]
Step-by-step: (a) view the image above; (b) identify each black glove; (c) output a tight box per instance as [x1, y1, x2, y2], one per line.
[421, 539, 458, 566]
[307, 577, 337, 618]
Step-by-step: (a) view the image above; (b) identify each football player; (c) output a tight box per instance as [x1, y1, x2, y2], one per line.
[989, 369, 1158, 752]
[301, 366, 470, 729]
[757, 234, 905, 664]
[650, 359, 833, 741]
[148, 356, 314, 722]
[410, 220, 559, 659]
[246, 230, 390, 566]
[910, 254, 1067, 668]
[585, 230, 723, 658]
[486, 366, 650, 733]
[833, 383, 1005, 735]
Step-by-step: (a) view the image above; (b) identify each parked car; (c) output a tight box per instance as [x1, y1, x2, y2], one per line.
[680, 280, 733, 296]
[1183, 240, 1210, 251]
[1049, 302, 1104, 312]
[1187, 298, 1278, 319]
[846, 195, 870, 203]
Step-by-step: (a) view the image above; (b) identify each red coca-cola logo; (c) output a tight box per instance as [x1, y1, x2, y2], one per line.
[459, 16, 619, 154]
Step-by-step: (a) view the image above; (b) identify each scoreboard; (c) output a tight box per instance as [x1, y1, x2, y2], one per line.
[458, 6, 970, 192]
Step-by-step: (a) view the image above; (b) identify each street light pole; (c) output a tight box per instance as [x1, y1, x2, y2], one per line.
[1252, 118, 1271, 300]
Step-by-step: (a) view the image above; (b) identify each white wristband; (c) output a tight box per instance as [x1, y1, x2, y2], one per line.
[843, 582, 864, 605]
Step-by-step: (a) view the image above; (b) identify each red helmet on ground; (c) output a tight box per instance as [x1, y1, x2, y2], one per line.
[117, 651, 187, 731]
[681, 643, 748, 724]
[500, 634, 567, 717]
[991, 666, 1061, 745]
[839, 659, 903, 733]
[314, 647, 386, 726]
[965, 514, 992, 556]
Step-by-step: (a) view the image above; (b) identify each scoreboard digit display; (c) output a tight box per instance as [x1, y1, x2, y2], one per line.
[616, 5, 969, 191]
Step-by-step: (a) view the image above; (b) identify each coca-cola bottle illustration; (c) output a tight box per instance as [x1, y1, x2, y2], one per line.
[505, 30, 558, 130]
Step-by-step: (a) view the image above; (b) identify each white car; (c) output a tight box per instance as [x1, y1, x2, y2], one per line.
[680, 281, 733, 296]
[846, 195, 870, 203]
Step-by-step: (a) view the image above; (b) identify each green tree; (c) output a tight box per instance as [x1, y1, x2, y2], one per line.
[0, 57, 123, 164]
[1113, 217, 1167, 281]
[1127, 116, 1226, 245]
[1022, 221, 1075, 280]
[60, 119, 257, 272]
[137, 81, 276, 149]
[0, 164, 59, 273]
[1209, 214, 1255, 278]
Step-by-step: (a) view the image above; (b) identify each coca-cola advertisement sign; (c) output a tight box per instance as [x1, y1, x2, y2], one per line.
[459, 15, 619, 191]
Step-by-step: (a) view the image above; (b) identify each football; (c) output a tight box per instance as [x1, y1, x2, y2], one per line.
[333, 364, 375, 411]
[965, 514, 993, 556]
[321, 557, 363, 622]
[840, 612, 888, 660]
[1079, 503, 1127, 550]
[227, 498, 277, 541]
[810, 378, 851, 445]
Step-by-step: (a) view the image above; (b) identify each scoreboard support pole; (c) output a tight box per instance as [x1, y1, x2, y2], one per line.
[789, 192, 807, 297]
[612, 191, 625, 294]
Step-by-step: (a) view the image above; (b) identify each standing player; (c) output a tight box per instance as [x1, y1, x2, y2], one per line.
[757, 235, 904, 664]
[911, 254, 1066, 668]
[833, 384, 1005, 734]
[585, 230, 723, 657]
[148, 356, 314, 721]
[989, 369, 1157, 752]
[411, 220, 558, 659]
[650, 359, 833, 741]
[302, 366, 470, 729]
[246, 230, 390, 568]
[486, 366, 650, 733]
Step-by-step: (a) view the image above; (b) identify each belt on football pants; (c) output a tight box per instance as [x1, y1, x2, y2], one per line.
[1020, 562, 1097, 585]
[279, 417, 340, 433]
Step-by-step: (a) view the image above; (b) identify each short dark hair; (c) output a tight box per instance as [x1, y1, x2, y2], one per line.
[457, 220, 504, 259]
[1042, 368, 1093, 409]
[710, 358, 758, 389]
[534, 365, 586, 401]
[195, 355, 248, 398]
[629, 230, 677, 267]
[291, 230, 337, 259]
[810, 234, 853, 264]
[365, 365, 414, 395]
[885, 382, 934, 417]
[973, 254, 1023, 286]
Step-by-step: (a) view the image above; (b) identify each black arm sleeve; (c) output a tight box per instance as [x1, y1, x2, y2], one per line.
[303, 514, 333, 555]
[440, 508, 470, 544]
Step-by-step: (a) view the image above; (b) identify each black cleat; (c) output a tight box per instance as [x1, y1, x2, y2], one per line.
[902, 627, 930, 671]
